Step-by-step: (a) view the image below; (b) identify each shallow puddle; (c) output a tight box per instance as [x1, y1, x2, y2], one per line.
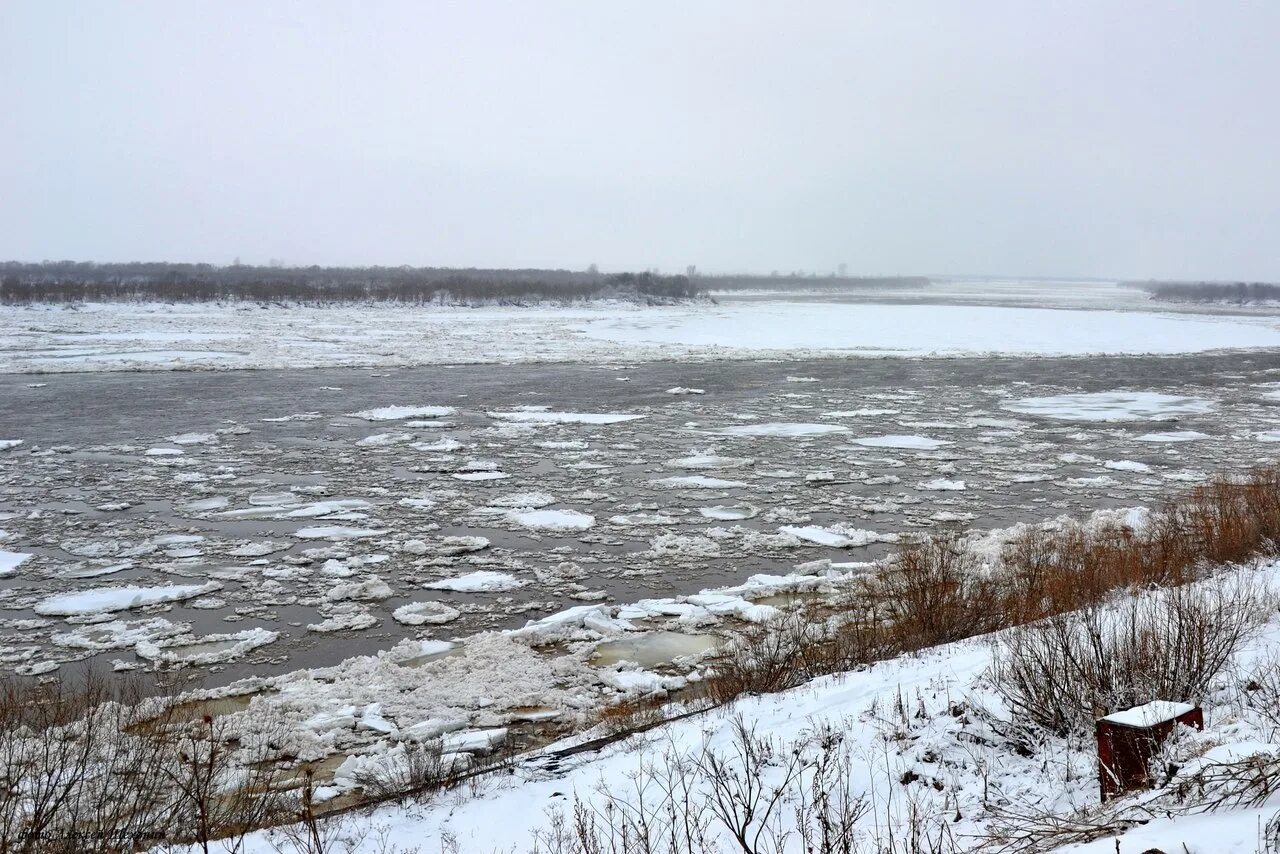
[592, 632, 722, 668]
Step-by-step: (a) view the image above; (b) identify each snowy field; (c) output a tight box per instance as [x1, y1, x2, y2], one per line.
[198, 561, 1280, 853]
[4, 281, 1280, 372]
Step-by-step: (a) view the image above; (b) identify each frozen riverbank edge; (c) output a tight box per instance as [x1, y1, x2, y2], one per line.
[180, 553, 1280, 854]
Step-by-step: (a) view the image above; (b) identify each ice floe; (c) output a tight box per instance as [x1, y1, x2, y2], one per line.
[34, 582, 222, 616]
[486, 409, 644, 424]
[0, 550, 31, 577]
[348, 405, 456, 421]
[650, 475, 747, 489]
[424, 571, 525, 593]
[391, 601, 462, 626]
[1002, 391, 1215, 421]
[504, 508, 595, 531]
[708, 422, 849, 437]
[852, 435, 952, 449]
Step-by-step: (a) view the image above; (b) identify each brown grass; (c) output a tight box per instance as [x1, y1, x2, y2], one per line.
[694, 465, 1280, 717]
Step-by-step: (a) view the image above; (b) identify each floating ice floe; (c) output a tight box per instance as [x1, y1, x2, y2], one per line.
[917, 478, 967, 491]
[486, 409, 644, 424]
[356, 432, 413, 447]
[1104, 460, 1153, 473]
[609, 513, 680, 526]
[348, 405, 456, 421]
[708, 422, 850, 437]
[651, 475, 748, 489]
[823, 408, 901, 417]
[166, 432, 216, 445]
[1136, 430, 1209, 442]
[392, 601, 461, 626]
[411, 437, 463, 452]
[1258, 431, 1280, 442]
[853, 435, 953, 450]
[229, 540, 289, 557]
[647, 534, 722, 558]
[135, 627, 279, 665]
[0, 440, 25, 451]
[508, 603, 634, 643]
[779, 525, 890, 548]
[293, 525, 389, 540]
[424, 571, 525, 593]
[1001, 391, 1215, 422]
[183, 496, 229, 512]
[683, 593, 779, 622]
[665, 453, 752, 469]
[452, 471, 510, 482]
[699, 505, 758, 521]
[34, 582, 222, 616]
[307, 607, 378, 633]
[0, 550, 31, 577]
[504, 508, 595, 531]
[666, 387, 705, 395]
[281, 499, 374, 518]
[51, 618, 188, 651]
[325, 576, 394, 601]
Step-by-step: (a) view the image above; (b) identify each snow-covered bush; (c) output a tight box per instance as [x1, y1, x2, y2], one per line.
[991, 576, 1272, 736]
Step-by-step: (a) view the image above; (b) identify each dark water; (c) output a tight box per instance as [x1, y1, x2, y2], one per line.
[2, 349, 1280, 686]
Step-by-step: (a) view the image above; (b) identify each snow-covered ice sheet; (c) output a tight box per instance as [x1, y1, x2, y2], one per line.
[8, 297, 1280, 373]
[504, 508, 595, 531]
[575, 301, 1280, 357]
[1002, 391, 1216, 421]
[707, 422, 850, 437]
[423, 571, 525, 592]
[852, 434, 952, 449]
[33, 582, 221, 616]
[348, 405, 455, 421]
[0, 550, 31, 577]
[486, 410, 645, 425]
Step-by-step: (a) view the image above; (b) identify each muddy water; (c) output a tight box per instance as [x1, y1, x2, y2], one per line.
[4, 348, 1280, 686]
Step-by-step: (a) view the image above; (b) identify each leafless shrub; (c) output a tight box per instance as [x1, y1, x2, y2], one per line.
[1237, 651, 1280, 738]
[991, 576, 1271, 735]
[349, 739, 456, 802]
[1160, 753, 1280, 812]
[161, 713, 290, 852]
[970, 801, 1149, 853]
[531, 716, 873, 854]
[267, 771, 366, 854]
[698, 611, 823, 705]
[0, 670, 187, 853]
[595, 693, 671, 736]
[876, 532, 996, 650]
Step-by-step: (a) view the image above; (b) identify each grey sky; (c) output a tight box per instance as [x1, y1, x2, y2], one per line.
[2, 1, 1277, 279]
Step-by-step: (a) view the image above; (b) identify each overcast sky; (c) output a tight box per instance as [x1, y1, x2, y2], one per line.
[2, 2, 1277, 279]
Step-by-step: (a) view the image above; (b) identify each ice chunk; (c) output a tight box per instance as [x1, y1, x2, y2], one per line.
[349, 405, 456, 421]
[0, 550, 32, 577]
[504, 508, 595, 531]
[1002, 391, 1214, 422]
[34, 582, 222, 616]
[424, 571, 524, 593]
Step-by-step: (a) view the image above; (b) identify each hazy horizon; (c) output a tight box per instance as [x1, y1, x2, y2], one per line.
[3, 1, 1278, 281]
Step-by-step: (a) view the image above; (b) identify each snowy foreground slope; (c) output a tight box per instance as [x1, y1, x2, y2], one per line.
[6, 298, 1280, 371]
[209, 563, 1280, 854]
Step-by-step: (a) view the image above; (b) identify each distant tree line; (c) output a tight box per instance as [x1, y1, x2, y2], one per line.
[1134, 280, 1280, 305]
[0, 261, 702, 306]
[699, 274, 929, 291]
